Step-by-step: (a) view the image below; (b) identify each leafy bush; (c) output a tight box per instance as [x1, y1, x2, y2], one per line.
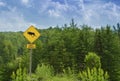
[84, 52, 101, 69]
[78, 52, 109, 81]
[11, 67, 29, 81]
[35, 63, 54, 81]
[78, 67, 109, 81]
[11, 63, 77, 81]
[11, 53, 109, 81]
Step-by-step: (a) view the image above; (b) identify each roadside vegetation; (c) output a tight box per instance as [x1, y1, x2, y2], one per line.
[0, 19, 120, 81]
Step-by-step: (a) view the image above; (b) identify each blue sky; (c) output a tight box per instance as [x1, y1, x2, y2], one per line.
[0, 0, 120, 31]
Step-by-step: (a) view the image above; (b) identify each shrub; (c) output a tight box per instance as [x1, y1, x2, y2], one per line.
[78, 67, 109, 81]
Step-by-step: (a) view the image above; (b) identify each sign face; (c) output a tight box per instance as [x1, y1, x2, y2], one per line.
[27, 44, 36, 49]
[23, 25, 40, 43]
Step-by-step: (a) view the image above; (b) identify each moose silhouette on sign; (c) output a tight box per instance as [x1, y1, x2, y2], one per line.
[27, 31, 36, 37]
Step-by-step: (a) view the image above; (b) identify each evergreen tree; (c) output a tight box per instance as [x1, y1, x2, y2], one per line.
[78, 52, 109, 81]
[94, 26, 120, 81]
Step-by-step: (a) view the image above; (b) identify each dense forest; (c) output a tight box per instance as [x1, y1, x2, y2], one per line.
[0, 19, 120, 81]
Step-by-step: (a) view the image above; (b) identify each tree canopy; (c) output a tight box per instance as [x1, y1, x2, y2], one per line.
[0, 19, 120, 81]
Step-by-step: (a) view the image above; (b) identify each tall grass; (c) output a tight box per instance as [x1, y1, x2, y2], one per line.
[11, 63, 109, 81]
[11, 63, 77, 81]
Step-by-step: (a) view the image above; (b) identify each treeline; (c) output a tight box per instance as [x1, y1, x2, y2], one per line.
[0, 20, 120, 81]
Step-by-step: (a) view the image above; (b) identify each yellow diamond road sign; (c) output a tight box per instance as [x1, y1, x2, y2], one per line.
[23, 25, 40, 43]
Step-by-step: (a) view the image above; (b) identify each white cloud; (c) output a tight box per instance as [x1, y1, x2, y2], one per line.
[25, 0, 120, 28]
[48, 1, 69, 17]
[72, 0, 120, 27]
[38, 0, 69, 18]
[0, 1, 6, 7]
[35, 0, 120, 28]
[101, 2, 120, 20]
[21, 0, 32, 7]
[48, 9, 60, 17]
[38, 0, 50, 13]
[21, 0, 29, 4]
[0, 7, 36, 31]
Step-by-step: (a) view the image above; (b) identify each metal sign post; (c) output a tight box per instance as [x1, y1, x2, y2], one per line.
[29, 48, 32, 76]
[27, 44, 36, 77]
[23, 25, 40, 78]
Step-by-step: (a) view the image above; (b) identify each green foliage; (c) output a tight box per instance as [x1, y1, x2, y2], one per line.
[78, 67, 109, 81]
[11, 63, 77, 81]
[50, 76, 75, 81]
[94, 26, 120, 81]
[35, 64, 53, 81]
[1, 21, 120, 81]
[84, 52, 101, 68]
[34, 64, 76, 81]
[78, 52, 109, 81]
[11, 67, 29, 81]
[0, 61, 18, 81]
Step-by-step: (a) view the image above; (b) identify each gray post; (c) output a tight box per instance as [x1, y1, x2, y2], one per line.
[29, 48, 32, 76]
